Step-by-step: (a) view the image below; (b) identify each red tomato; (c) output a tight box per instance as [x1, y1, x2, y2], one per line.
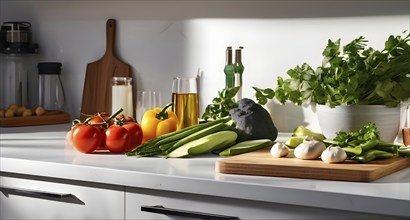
[72, 125, 103, 154]
[105, 125, 130, 153]
[116, 114, 134, 121]
[122, 122, 143, 152]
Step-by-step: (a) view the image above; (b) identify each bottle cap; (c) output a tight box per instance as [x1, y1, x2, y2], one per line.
[37, 62, 62, 74]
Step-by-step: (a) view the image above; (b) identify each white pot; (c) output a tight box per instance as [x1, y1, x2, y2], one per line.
[316, 104, 400, 142]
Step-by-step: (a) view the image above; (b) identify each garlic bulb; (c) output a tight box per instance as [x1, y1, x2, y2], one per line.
[294, 136, 326, 160]
[270, 142, 290, 158]
[321, 145, 347, 163]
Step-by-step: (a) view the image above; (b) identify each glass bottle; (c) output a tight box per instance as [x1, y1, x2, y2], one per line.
[38, 62, 65, 110]
[224, 46, 235, 88]
[234, 46, 244, 100]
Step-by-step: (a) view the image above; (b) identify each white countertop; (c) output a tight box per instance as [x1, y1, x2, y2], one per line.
[1, 124, 409, 217]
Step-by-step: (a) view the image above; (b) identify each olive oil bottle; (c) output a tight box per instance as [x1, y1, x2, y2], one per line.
[234, 47, 244, 100]
[224, 46, 235, 88]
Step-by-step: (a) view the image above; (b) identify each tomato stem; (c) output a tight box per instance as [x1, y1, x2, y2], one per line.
[72, 119, 82, 126]
[107, 108, 123, 121]
[102, 108, 123, 127]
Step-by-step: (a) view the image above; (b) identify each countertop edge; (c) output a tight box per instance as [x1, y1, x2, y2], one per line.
[1, 157, 409, 217]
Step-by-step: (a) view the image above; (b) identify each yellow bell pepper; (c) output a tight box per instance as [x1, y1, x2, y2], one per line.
[141, 103, 178, 143]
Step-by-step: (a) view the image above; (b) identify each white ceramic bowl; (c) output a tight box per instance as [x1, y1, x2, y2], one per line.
[316, 104, 400, 142]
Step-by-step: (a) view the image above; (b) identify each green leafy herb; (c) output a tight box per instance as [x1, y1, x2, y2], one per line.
[330, 122, 380, 156]
[253, 87, 275, 105]
[201, 87, 240, 121]
[332, 123, 380, 147]
[257, 31, 410, 107]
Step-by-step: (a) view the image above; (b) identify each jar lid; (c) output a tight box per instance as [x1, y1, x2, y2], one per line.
[37, 62, 62, 74]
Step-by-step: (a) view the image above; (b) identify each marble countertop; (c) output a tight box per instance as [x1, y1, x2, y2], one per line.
[1, 124, 409, 217]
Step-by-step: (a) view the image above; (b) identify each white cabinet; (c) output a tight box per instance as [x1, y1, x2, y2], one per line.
[125, 187, 402, 220]
[0, 174, 407, 220]
[0, 173, 125, 220]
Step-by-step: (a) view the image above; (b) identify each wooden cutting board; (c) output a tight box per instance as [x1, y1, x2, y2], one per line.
[80, 19, 132, 121]
[216, 147, 410, 182]
[0, 110, 70, 127]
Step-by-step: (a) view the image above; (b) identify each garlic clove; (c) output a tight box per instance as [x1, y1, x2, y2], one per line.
[321, 145, 347, 163]
[294, 137, 326, 160]
[270, 142, 290, 158]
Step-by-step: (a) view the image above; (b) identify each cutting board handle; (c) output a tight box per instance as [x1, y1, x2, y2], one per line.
[105, 19, 116, 57]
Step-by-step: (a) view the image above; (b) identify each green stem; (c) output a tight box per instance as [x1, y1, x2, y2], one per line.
[156, 103, 173, 120]
[352, 149, 394, 163]
[359, 138, 379, 152]
[71, 119, 82, 126]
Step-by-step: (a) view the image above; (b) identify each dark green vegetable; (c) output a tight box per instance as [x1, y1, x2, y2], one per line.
[398, 146, 410, 157]
[167, 131, 237, 158]
[342, 145, 362, 156]
[219, 139, 273, 156]
[352, 149, 395, 163]
[154, 117, 230, 147]
[352, 151, 377, 163]
[229, 98, 278, 142]
[126, 138, 160, 157]
[359, 138, 379, 152]
[158, 140, 179, 153]
[127, 118, 231, 157]
[170, 122, 228, 150]
[374, 141, 400, 155]
[187, 131, 237, 155]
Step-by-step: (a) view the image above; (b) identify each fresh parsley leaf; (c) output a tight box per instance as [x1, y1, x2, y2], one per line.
[253, 87, 275, 105]
[201, 87, 239, 121]
[264, 31, 410, 108]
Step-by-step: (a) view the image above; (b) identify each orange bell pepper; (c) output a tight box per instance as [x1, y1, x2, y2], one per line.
[140, 103, 178, 143]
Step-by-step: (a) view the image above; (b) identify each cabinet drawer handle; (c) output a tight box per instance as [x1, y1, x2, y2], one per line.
[0, 186, 73, 199]
[141, 205, 239, 219]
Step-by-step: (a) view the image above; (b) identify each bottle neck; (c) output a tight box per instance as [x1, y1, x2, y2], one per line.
[225, 47, 233, 65]
[234, 48, 244, 76]
[235, 49, 242, 64]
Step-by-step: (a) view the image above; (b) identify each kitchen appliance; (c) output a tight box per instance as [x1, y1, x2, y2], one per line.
[38, 62, 65, 110]
[2, 55, 28, 107]
[80, 19, 132, 121]
[0, 21, 38, 109]
[0, 21, 32, 49]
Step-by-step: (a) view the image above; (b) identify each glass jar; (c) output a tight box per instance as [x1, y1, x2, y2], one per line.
[112, 77, 133, 117]
[38, 62, 65, 110]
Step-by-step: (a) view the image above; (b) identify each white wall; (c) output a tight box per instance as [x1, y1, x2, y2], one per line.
[0, 0, 409, 132]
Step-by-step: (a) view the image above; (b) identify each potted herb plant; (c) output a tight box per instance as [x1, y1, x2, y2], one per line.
[255, 32, 410, 141]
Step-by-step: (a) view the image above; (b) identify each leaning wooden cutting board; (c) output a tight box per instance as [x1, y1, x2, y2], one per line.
[216, 147, 410, 182]
[80, 19, 132, 121]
